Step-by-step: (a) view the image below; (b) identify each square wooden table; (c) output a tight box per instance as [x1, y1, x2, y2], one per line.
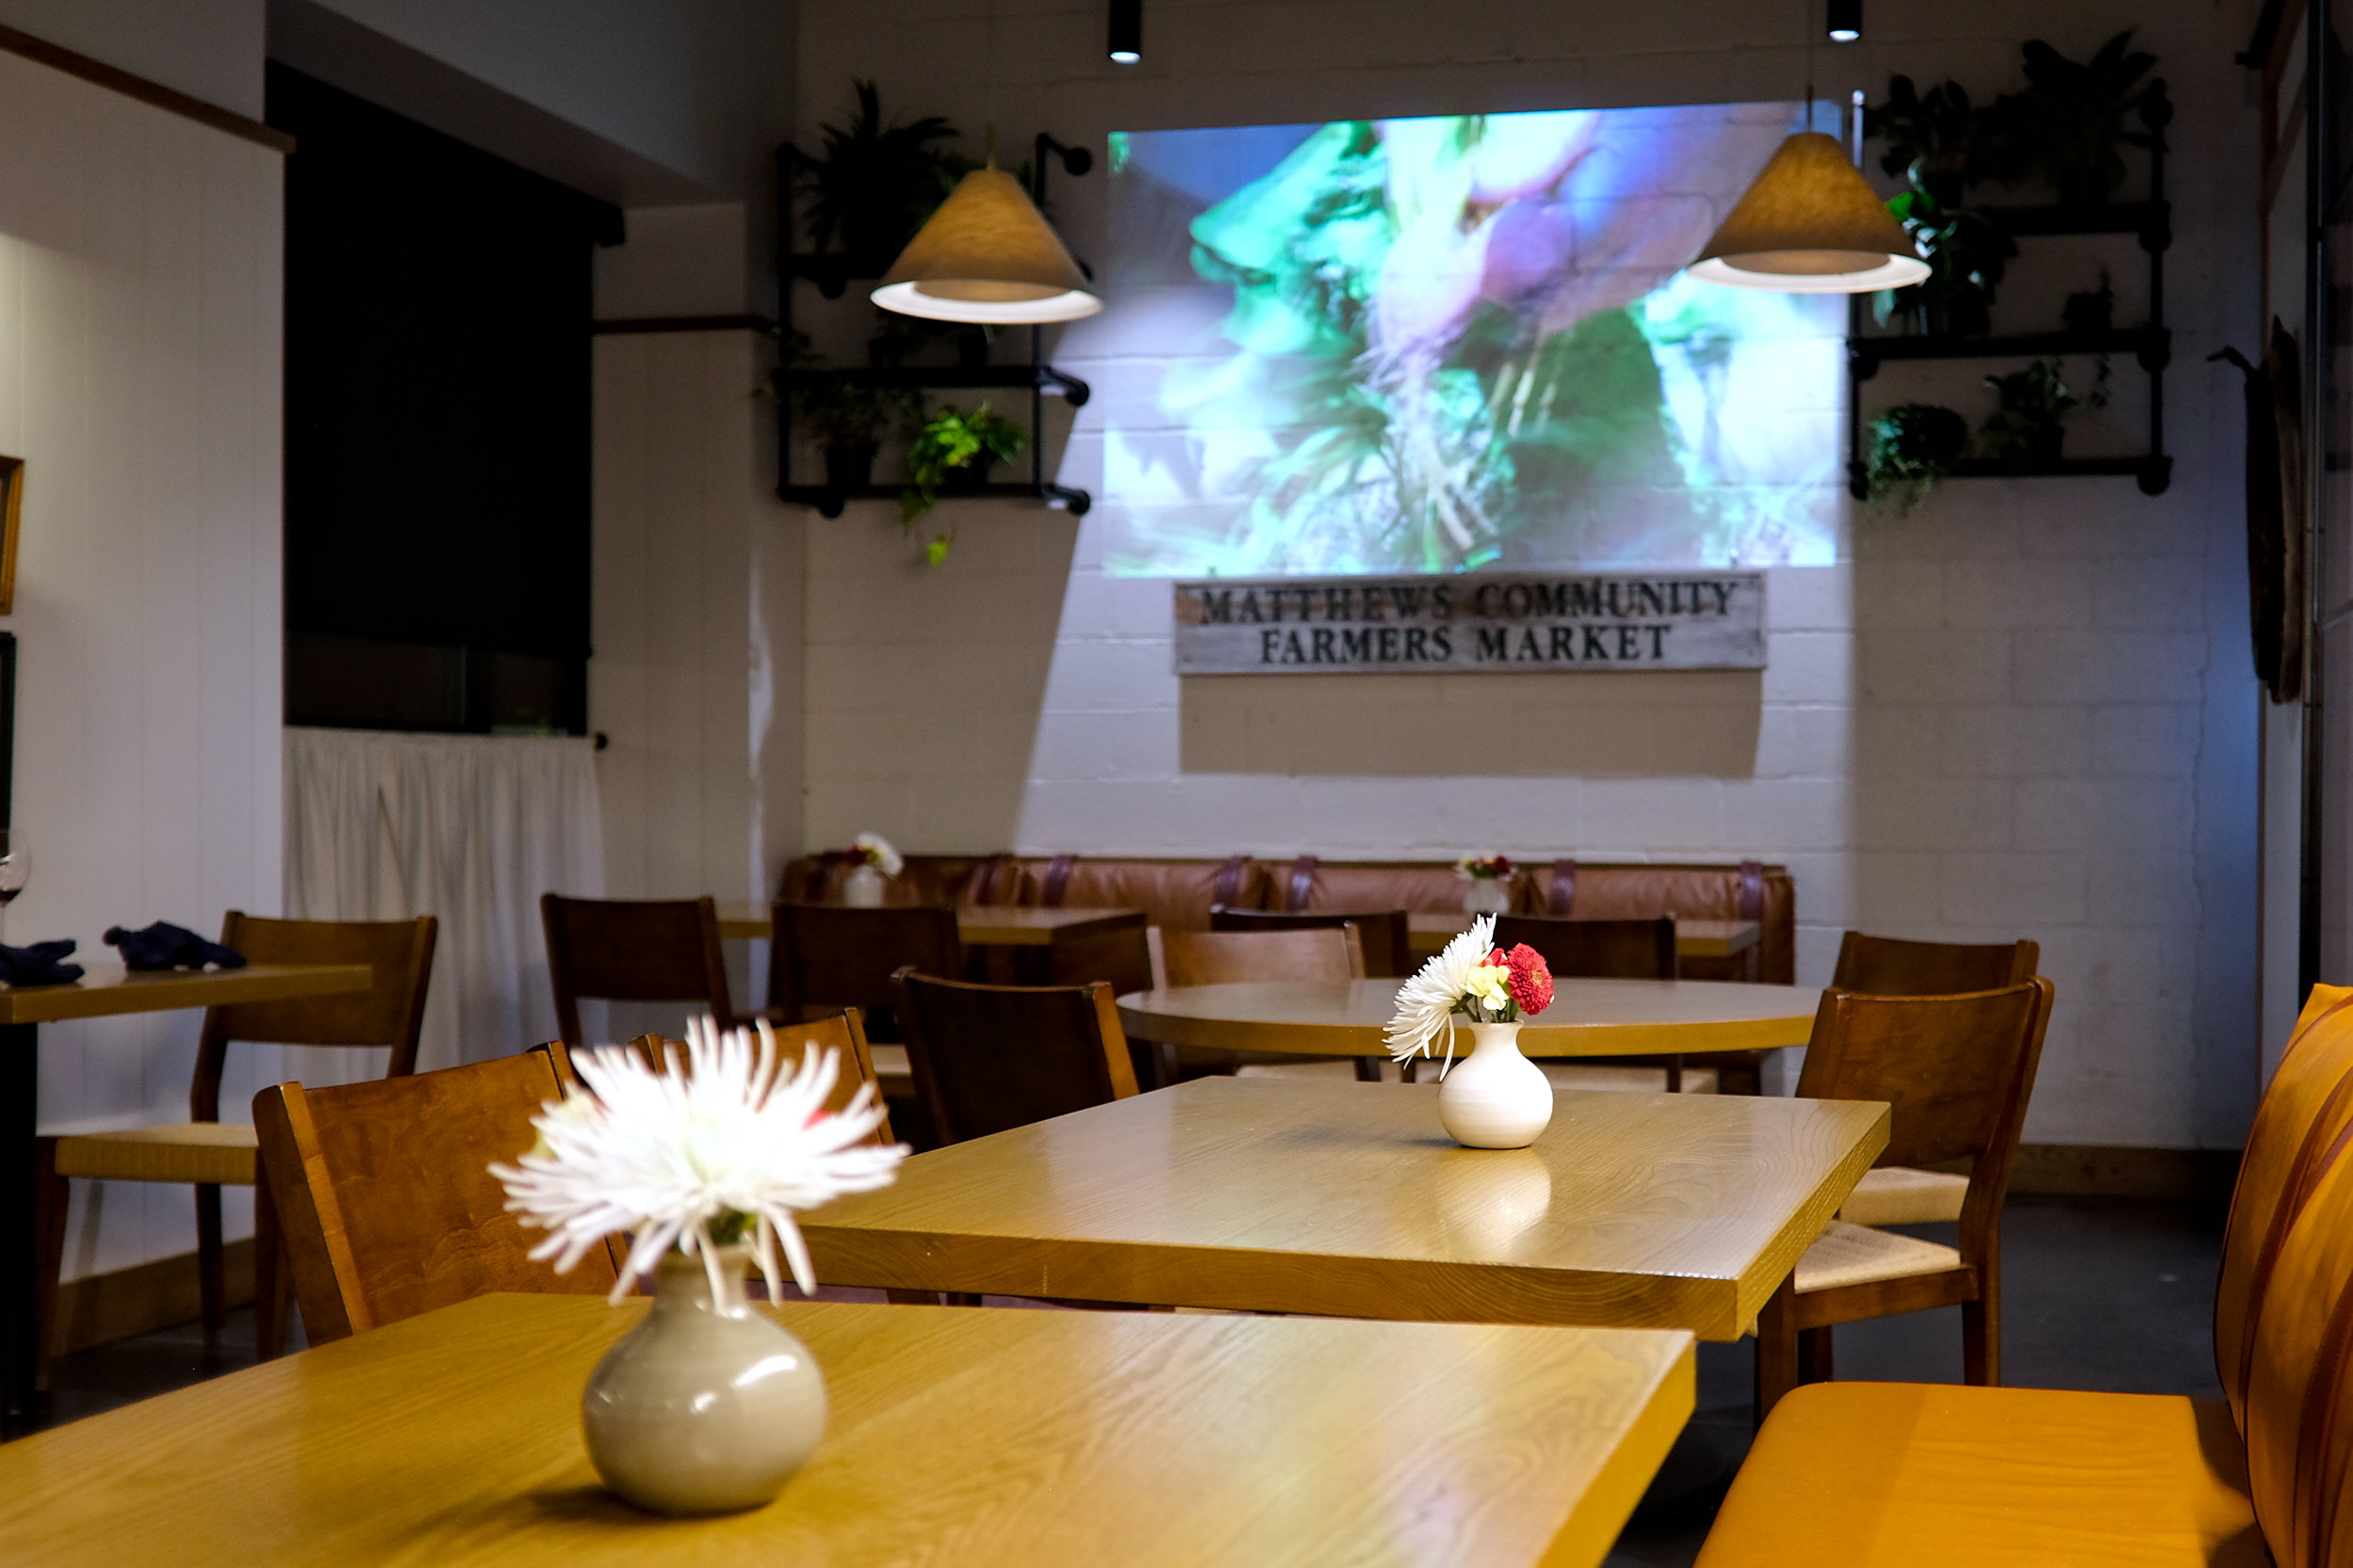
[806, 1077, 1888, 1341]
[0, 962, 376, 1434]
[0, 1291, 1696, 1567]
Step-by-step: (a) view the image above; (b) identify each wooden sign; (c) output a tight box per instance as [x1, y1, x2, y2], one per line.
[1172, 571, 1766, 675]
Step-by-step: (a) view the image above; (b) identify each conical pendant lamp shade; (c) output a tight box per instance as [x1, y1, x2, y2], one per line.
[872, 166, 1102, 323]
[1689, 131, 1929, 293]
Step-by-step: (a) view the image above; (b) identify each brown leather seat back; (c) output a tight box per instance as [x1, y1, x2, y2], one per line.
[2218, 984, 2353, 1430]
[1832, 932, 2040, 996]
[1210, 906, 1412, 977]
[770, 904, 964, 1042]
[1160, 927, 1364, 987]
[1493, 915, 1677, 980]
[1022, 856, 1264, 932]
[539, 895, 732, 1047]
[1798, 982, 2051, 1173]
[892, 970, 1138, 1144]
[1283, 859, 1484, 915]
[254, 1050, 619, 1345]
[1530, 862, 1796, 983]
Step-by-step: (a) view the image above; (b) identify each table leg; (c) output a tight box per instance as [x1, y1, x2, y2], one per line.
[1, 1021, 38, 1435]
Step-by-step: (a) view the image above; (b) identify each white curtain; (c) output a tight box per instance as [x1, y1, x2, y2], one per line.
[284, 728, 606, 1069]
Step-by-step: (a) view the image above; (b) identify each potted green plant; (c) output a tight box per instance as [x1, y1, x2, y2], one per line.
[1979, 31, 2161, 208]
[1980, 359, 2107, 468]
[1867, 75, 2014, 336]
[897, 404, 1032, 566]
[787, 80, 963, 277]
[792, 376, 921, 491]
[1864, 403, 1970, 513]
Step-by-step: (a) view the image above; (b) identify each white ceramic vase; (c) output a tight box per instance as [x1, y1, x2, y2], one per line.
[1462, 877, 1513, 916]
[1436, 1021, 1554, 1150]
[841, 863, 887, 908]
[582, 1245, 827, 1516]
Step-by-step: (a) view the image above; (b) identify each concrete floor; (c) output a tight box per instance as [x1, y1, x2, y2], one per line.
[37, 1193, 2225, 1565]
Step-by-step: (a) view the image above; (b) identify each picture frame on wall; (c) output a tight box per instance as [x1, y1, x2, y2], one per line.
[0, 456, 24, 616]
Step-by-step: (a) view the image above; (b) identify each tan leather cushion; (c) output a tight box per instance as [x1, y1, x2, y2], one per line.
[55, 1123, 259, 1186]
[1026, 858, 1267, 932]
[1837, 1166, 1971, 1225]
[1697, 1383, 2265, 1568]
[1534, 863, 1795, 984]
[1286, 861, 1482, 915]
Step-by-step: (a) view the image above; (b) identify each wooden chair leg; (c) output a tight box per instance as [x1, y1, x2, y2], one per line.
[1963, 1289, 1999, 1385]
[195, 1183, 225, 1336]
[1753, 1276, 1799, 1425]
[1664, 1055, 1685, 1093]
[253, 1178, 290, 1361]
[1353, 1057, 1382, 1083]
[1798, 1324, 1834, 1384]
[33, 1139, 67, 1374]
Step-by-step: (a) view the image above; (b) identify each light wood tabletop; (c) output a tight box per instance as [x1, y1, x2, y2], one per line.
[1407, 913, 1760, 962]
[717, 903, 1144, 947]
[0, 962, 375, 1026]
[1117, 977, 1821, 1059]
[806, 1077, 1887, 1341]
[0, 1291, 1696, 1568]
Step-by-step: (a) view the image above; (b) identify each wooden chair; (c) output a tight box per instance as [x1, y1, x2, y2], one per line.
[891, 968, 1139, 1145]
[611, 1008, 897, 1146]
[1754, 979, 2054, 1417]
[1698, 1024, 2353, 1568]
[539, 894, 745, 1048]
[1210, 905, 1412, 978]
[254, 1048, 623, 1347]
[767, 904, 964, 1105]
[1156, 926, 1374, 1084]
[1828, 933, 2042, 1226]
[1490, 914, 1705, 1093]
[35, 913, 436, 1365]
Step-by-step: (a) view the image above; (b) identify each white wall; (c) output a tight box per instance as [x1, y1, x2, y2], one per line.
[796, 0, 2265, 1150]
[0, 48, 289, 1279]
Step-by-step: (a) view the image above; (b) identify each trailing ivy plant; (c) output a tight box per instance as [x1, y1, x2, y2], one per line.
[898, 403, 1032, 565]
[1864, 403, 1970, 513]
[1979, 359, 2108, 468]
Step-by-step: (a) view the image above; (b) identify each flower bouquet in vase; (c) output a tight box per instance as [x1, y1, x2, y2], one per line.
[1386, 915, 1556, 1149]
[1454, 853, 1516, 916]
[493, 1017, 907, 1515]
[838, 831, 903, 906]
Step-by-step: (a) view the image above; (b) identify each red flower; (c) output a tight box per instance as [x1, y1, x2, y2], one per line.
[1495, 943, 1552, 1016]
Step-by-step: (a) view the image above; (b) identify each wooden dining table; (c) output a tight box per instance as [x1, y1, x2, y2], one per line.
[1117, 977, 1821, 1060]
[0, 1290, 1697, 1567]
[0, 961, 376, 1435]
[806, 1076, 1887, 1340]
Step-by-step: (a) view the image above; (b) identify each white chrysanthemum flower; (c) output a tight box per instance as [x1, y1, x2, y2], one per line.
[491, 1015, 907, 1308]
[1386, 913, 1498, 1075]
[852, 831, 904, 876]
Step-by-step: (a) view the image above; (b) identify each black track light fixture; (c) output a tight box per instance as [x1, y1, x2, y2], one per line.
[1826, 0, 1861, 42]
[1109, 0, 1141, 63]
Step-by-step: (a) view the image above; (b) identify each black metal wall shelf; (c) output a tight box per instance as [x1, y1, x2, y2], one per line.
[1846, 80, 2173, 501]
[772, 133, 1096, 518]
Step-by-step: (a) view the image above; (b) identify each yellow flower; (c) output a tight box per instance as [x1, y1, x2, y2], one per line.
[1462, 960, 1512, 1014]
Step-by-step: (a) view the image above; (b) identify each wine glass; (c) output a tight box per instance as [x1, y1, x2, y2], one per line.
[0, 829, 31, 945]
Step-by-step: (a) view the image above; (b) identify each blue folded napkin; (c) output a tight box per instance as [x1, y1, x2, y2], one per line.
[0, 939, 83, 986]
[104, 921, 247, 972]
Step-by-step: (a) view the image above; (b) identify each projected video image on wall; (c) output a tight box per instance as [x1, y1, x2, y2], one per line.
[1080, 105, 1843, 576]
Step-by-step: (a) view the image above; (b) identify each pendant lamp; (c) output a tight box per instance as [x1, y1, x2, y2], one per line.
[872, 166, 1103, 323]
[1689, 130, 1929, 293]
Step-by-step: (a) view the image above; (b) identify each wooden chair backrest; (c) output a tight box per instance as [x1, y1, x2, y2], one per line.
[892, 968, 1138, 1144]
[194, 913, 439, 1121]
[612, 1008, 896, 1145]
[253, 1049, 620, 1346]
[2218, 984, 2353, 1430]
[1492, 915, 1677, 981]
[1797, 980, 2053, 1260]
[1209, 906, 1411, 977]
[1830, 931, 2040, 996]
[539, 894, 735, 1047]
[2239, 1117, 2353, 1568]
[768, 904, 965, 1040]
[1160, 927, 1364, 988]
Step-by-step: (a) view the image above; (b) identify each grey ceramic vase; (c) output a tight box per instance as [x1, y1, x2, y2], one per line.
[582, 1243, 827, 1516]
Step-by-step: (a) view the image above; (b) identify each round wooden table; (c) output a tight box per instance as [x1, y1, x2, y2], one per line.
[1116, 978, 1820, 1059]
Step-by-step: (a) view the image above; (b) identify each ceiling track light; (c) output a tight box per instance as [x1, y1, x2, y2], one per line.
[1109, 0, 1141, 64]
[1826, 0, 1861, 42]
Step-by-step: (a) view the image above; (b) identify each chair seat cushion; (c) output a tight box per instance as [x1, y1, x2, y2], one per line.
[1696, 1383, 2265, 1568]
[1837, 1165, 1971, 1225]
[1795, 1221, 1961, 1292]
[54, 1122, 258, 1185]
[867, 1044, 913, 1096]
